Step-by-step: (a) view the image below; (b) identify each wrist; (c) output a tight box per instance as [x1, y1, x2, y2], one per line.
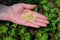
[0, 6, 10, 21]
[0, 13, 10, 21]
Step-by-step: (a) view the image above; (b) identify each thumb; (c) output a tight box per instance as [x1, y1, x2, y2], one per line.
[22, 3, 36, 9]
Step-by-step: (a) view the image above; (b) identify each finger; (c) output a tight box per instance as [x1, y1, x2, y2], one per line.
[22, 3, 36, 9]
[13, 19, 40, 28]
[24, 22, 40, 28]
[23, 9, 48, 22]
[35, 18, 49, 24]
[29, 11, 48, 20]
[34, 12, 48, 20]
[33, 22, 47, 27]
[26, 10, 48, 20]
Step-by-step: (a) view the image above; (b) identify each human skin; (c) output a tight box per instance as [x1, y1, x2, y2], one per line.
[0, 3, 49, 28]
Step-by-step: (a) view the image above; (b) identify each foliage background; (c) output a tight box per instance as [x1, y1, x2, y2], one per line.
[0, 0, 60, 40]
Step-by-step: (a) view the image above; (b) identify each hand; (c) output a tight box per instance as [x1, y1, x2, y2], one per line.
[7, 3, 49, 28]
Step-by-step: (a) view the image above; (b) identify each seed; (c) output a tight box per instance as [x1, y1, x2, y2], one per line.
[21, 12, 36, 22]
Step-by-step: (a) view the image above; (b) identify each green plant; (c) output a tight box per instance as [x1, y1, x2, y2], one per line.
[0, 0, 60, 40]
[56, 0, 60, 7]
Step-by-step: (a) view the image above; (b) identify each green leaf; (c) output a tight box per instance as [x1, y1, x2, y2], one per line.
[20, 27, 26, 34]
[34, 0, 40, 4]
[58, 12, 60, 16]
[55, 16, 60, 23]
[36, 31, 42, 40]
[3, 36, 14, 40]
[8, 29, 15, 36]
[25, 0, 33, 4]
[50, 8, 56, 13]
[0, 25, 8, 33]
[44, 12, 48, 17]
[40, 33, 48, 40]
[0, 38, 2, 40]
[56, 0, 60, 7]
[5, 22, 10, 26]
[53, 8, 60, 13]
[18, 26, 26, 40]
[40, 0, 48, 4]
[57, 23, 60, 31]
[47, 2, 54, 8]
[42, 5, 49, 11]
[48, 13, 56, 20]
[55, 32, 60, 40]
[34, 6, 38, 12]
[18, 32, 24, 40]
[11, 24, 17, 28]
[24, 32, 30, 40]
[36, 31, 48, 40]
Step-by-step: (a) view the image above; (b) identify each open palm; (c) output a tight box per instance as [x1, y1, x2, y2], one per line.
[7, 3, 49, 28]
